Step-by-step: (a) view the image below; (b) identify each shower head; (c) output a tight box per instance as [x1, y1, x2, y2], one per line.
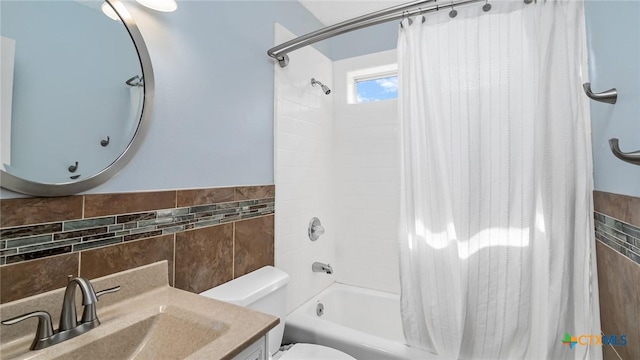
[311, 78, 331, 95]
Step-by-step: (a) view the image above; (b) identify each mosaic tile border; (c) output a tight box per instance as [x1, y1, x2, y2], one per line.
[594, 211, 640, 265]
[0, 198, 274, 266]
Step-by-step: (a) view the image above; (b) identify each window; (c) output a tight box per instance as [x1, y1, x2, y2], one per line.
[356, 76, 398, 103]
[347, 64, 398, 104]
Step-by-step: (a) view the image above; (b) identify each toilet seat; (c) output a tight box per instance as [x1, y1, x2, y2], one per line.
[274, 343, 356, 360]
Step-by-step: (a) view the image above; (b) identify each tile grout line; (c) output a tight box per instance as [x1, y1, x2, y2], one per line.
[609, 344, 623, 360]
[595, 231, 640, 262]
[595, 222, 640, 244]
[232, 221, 236, 279]
[171, 190, 178, 274]
[172, 233, 176, 287]
[600, 331, 623, 360]
[594, 194, 640, 228]
[596, 239, 640, 266]
[1, 196, 274, 231]
[595, 228, 640, 252]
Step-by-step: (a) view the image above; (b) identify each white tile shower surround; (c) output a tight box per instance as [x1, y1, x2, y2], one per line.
[333, 50, 400, 294]
[275, 31, 402, 312]
[274, 24, 336, 314]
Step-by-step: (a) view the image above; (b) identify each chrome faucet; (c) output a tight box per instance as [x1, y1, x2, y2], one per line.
[312, 262, 333, 274]
[59, 277, 98, 331]
[1, 276, 120, 350]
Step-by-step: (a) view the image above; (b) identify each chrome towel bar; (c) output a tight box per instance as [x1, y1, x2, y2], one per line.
[609, 138, 640, 166]
[583, 82, 617, 104]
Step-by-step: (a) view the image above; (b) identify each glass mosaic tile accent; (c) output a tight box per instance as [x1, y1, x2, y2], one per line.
[594, 212, 640, 265]
[0, 198, 275, 265]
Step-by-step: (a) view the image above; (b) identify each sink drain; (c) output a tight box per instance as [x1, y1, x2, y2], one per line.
[316, 302, 324, 317]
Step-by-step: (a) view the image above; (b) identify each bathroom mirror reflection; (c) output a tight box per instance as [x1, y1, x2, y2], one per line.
[0, 0, 153, 196]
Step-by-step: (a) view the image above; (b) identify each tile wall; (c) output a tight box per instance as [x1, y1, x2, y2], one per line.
[0, 186, 274, 304]
[593, 190, 640, 360]
[274, 24, 336, 313]
[275, 43, 401, 310]
[333, 50, 400, 294]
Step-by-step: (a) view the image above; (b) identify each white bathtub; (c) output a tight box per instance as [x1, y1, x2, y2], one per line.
[283, 283, 440, 360]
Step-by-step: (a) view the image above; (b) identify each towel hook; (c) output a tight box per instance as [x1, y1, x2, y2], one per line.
[125, 75, 143, 87]
[609, 138, 640, 166]
[100, 136, 110, 147]
[583, 83, 617, 104]
[68, 161, 78, 173]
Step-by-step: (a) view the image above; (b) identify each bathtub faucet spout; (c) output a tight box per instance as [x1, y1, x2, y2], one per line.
[312, 262, 333, 274]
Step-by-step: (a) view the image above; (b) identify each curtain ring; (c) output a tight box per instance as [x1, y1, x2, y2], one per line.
[402, 11, 413, 26]
[483, 0, 492, 12]
[418, 8, 425, 23]
[449, 0, 457, 18]
[400, 11, 413, 28]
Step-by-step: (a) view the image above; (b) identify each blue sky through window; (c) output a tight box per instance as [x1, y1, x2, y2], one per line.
[356, 75, 398, 103]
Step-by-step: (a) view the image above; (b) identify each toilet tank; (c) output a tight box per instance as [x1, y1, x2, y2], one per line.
[199, 266, 289, 356]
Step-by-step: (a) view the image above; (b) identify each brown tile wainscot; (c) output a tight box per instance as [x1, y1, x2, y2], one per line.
[593, 190, 640, 360]
[0, 186, 275, 304]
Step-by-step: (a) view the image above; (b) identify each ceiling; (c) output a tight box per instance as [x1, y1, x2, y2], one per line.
[299, 0, 409, 26]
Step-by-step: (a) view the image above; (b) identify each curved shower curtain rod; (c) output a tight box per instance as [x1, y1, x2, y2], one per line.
[267, 0, 532, 67]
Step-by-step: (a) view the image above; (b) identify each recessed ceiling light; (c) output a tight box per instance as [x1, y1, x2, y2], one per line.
[136, 0, 177, 12]
[101, 2, 120, 21]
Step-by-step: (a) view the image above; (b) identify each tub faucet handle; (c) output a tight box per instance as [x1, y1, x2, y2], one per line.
[309, 217, 325, 241]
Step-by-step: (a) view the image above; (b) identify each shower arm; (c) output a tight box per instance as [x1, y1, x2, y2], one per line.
[311, 78, 331, 95]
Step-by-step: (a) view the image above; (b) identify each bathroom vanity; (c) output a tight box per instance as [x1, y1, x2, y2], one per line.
[0, 261, 277, 360]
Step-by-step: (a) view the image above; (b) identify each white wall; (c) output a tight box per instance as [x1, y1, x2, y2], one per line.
[274, 24, 336, 314]
[333, 50, 400, 294]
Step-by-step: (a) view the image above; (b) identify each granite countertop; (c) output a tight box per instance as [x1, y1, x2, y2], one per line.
[0, 261, 279, 360]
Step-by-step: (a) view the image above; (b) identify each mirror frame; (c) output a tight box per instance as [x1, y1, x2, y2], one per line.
[0, 0, 154, 197]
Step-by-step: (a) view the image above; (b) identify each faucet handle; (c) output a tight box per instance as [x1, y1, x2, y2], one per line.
[2, 311, 54, 349]
[96, 285, 121, 298]
[308, 217, 325, 241]
[80, 285, 120, 324]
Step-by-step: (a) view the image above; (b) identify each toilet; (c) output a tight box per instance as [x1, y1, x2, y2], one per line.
[200, 266, 355, 360]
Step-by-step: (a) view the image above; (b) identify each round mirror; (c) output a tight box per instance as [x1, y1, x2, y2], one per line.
[0, 0, 154, 196]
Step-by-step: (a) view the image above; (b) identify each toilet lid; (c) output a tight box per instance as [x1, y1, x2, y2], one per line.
[278, 344, 356, 360]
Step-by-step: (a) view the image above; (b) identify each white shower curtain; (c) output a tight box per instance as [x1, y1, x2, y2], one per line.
[397, 1, 600, 359]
